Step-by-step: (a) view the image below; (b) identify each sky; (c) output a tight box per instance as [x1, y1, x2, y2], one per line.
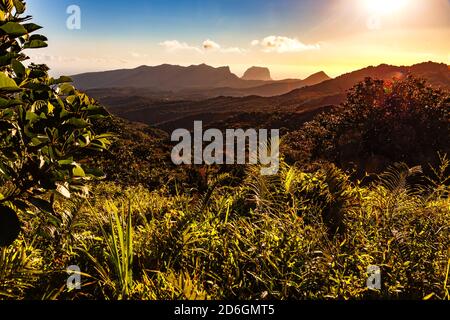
[26, 0, 450, 79]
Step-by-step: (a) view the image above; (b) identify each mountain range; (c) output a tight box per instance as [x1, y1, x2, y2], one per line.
[82, 61, 449, 132]
[73, 64, 331, 98]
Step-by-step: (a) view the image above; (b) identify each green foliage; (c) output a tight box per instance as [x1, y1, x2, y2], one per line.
[0, 0, 111, 246]
[8, 157, 447, 300]
[89, 116, 175, 190]
[79, 201, 134, 300]
[0, 240, 42, 299]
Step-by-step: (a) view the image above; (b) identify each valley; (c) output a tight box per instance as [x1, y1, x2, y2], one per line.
[78, 62, 450, 132]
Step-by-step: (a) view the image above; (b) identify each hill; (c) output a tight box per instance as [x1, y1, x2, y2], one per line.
[73, 63, 252, 90]
[74, 64, 331, 98]
[94, 62, 449, 132]
[241, 66, 272, 81]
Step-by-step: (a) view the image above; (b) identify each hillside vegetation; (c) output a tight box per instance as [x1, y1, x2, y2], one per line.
[2, 159, 449, 300]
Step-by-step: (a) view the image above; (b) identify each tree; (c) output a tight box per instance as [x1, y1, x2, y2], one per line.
[287, 76, 450, 175]
[0, 0, 111, 246]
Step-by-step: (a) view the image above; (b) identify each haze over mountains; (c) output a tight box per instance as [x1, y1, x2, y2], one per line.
[241, 67, 272, 81]
[85, 61, 449, 132]
[280, 61, 450, 105]
[72, 64, 331, 98]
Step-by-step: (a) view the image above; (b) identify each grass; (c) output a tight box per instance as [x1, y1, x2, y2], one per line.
[2, 158, 448, 300]
[78, 201, 134, 299]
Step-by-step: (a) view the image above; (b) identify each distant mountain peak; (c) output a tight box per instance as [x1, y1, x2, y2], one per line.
[242, 66, 272, 81]
[217, 65, 232, 72]
[301, 71, 331, 86]
[193, 63, 211, 68]
[188, 64, 232, 72]
[312, 71, 330, 78]
[73, 63, 240, 90]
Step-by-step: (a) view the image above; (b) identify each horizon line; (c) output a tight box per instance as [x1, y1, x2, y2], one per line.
[66, 60, 450, 81]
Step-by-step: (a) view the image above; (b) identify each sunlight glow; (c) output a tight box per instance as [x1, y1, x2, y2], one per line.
[365, 0, 409, 16]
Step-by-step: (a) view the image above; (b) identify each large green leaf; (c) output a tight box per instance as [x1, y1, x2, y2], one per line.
[13, 0, 26, 14]
[58, 158, 74, 165]
[0, 52, 18, 67]
[72, 165, 86, 177]
[29, 34, 47, 41]
[22, 23, 42, 33]
[0, 72, 17, 88]
[22, 82, 50, 91]
[24, 39, 48, 49]
[11, 59, 25, 77]
[25, 110, 39, 122]
[0, 21, 27, 37]
[50, 76, 73, 85]
[59, 83, 75, 95]
[28, 197, 54, 215]
[66, 117, 90, 128]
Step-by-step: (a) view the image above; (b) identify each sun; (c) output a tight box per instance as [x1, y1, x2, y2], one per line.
[364, 0, 409, 16]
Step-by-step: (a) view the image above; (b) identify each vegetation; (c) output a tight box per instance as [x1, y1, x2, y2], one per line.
[1, 158, 449, 300]
[284, 77, 450, 175]
[0, 0, 111, 247]
[1, 1, 449, 300]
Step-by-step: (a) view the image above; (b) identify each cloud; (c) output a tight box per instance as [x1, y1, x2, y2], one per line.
[28, 54, 130, 67]
[159, 40, 203, 54]
[202, 39, 246, 54]
[130, 52, 149, 58]
[160, 39, 245, 54]
[221, 47, 246, 54]
[202, 39, 221, 51]
[252, 36, 320, 53]
[28, 53, 82, 63]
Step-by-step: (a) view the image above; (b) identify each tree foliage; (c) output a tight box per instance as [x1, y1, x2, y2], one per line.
[0, 0, 111, 246]
[285, 76, 450, 175]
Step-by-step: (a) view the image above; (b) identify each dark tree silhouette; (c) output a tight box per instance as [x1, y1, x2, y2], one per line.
[286, 76, 450, 175]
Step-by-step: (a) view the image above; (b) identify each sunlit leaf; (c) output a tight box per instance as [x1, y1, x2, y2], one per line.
[0, 21, 27, 37]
